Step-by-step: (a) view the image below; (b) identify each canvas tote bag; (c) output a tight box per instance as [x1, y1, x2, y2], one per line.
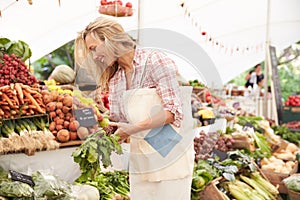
[122, 51, 195, 182]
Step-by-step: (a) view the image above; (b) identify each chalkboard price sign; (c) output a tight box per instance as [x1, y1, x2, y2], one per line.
[269, 45, 283, 125]
[9, 170, 34, 187]
[74, 107, 97, 127]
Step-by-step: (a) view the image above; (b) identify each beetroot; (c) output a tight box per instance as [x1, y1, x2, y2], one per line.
[69, 120, 80, 132]
[0, 53, 38, 86]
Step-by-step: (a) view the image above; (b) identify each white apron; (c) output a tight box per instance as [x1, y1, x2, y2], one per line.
[123, 86, 195, 200]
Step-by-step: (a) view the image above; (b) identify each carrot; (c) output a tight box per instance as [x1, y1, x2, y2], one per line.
[21, 84, 38, 91]
[2, 106, 10, 110]
[0, 108, 4, 115]
[0, 85, 10, 91]
[21, 109, 27, 115]
[12, 105, 19, 109]
[12, 95, 19, 105]
[28, 105, 36, 109]
[35, 98, 44, 105]
[25, 88, 39, 95]
[23, 90, 45, 114]
[11, 110, 17, 115]
[22, 105, 29, 110]
[33, 94, 43, 99]
[14, 83, 24, 104]
[2, 93, 14, 107]
[0, 102, 9, 105]
[28, 109, 35, 115]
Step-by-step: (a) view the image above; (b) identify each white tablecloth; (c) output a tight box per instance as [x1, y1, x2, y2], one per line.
[0, 147, 81, 183]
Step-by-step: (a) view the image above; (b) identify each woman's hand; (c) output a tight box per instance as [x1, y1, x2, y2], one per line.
[109, 122, 140, 143]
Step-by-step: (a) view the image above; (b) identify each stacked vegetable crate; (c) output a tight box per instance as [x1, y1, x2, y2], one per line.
[199, 177, 224, 200]
[261, 162, 298, 194]
[0, 46, 60, 155]
[259, 141, 299, 194]
[282, 106, 300, 123]
[200, 167, 282, 200]
[0, 114, 60, 156]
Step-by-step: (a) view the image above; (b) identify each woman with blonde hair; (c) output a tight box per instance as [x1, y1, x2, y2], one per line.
[74, 17, 194, 200]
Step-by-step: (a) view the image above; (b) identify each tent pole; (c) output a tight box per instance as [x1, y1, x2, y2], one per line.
[263, 0, 271, 119]
[137, 0, 142, 43]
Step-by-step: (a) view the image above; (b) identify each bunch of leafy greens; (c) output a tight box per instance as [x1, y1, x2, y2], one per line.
[72, 129, 122, 183]
[283, 174, 300, 192]
[207, 150, 256, 181]
[86, 171, 130, 200]
[32, 171, 71, 200]
[0, 38, 32, 61]
[272, 125, 300, 145]
[236, 116, 264, 132]
[191, 160, 220, 200]
[0, 167, 34, 199]
[0, 181, 34, 198]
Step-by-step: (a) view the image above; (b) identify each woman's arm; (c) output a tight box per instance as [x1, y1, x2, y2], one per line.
[111, 110, 174, 143]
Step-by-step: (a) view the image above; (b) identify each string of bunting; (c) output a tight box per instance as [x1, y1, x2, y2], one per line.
[180, 2, 264, 56]
[0, 0, 61, 17]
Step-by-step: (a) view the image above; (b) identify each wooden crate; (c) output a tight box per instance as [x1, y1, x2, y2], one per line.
[261, 161, 298, 194]
[199, 177, 225, 200]
[283, 106, 300, 123]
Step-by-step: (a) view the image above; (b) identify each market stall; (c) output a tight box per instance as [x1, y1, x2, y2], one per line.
[0, 1, 300, 199]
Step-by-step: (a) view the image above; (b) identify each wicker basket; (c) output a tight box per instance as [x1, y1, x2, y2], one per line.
[284, 173, 300, 200]
[287, 189, 300, 200]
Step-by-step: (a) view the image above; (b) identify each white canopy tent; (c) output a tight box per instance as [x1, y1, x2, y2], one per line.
[0, 0, 299, 84]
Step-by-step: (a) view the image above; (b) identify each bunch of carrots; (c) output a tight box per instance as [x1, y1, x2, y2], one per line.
[0, 83, 46, 119]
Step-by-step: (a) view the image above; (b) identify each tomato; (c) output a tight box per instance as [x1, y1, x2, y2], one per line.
[125, 2, 132, 8]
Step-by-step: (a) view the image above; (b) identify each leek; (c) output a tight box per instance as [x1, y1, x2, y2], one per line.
[250, 171, 279, 195]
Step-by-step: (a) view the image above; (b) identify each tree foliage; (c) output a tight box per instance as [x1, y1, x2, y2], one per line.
[229, 42, 300, 101]
[32, 40, 74, 80]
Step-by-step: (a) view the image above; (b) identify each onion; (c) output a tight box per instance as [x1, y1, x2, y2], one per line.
[57, 129, 70, 142]
[56, 102, 63, 110]
[46, 102, 57, 112]
[50, 90, 59, 101]
[77, 126, 89, 140]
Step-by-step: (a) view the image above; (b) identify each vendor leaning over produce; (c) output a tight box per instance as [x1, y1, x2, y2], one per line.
[74, 17, 195, 200]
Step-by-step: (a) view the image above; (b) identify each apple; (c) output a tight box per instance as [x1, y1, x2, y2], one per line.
[114, 0, 123, 5]
[101, 0, 107, 5]
[125, 2, 132, 8]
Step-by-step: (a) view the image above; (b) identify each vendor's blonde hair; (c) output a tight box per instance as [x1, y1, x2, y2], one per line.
[74, 17, 135, 91]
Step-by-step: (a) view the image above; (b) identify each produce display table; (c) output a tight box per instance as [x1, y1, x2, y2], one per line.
[0, 143, 131, 184]
[195, 118, 227, 136]
[0, 147, 81, 183]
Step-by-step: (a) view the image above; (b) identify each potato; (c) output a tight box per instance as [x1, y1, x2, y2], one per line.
[286, 143, 298, 153]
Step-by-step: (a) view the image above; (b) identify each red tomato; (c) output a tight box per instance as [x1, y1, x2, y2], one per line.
[125, 2, 132, 8]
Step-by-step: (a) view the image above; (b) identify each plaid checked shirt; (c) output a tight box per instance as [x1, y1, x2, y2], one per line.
[108, 48, 183, 127]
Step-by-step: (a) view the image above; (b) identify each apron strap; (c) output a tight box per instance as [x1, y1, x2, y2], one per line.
[138, 49, 154, 88]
